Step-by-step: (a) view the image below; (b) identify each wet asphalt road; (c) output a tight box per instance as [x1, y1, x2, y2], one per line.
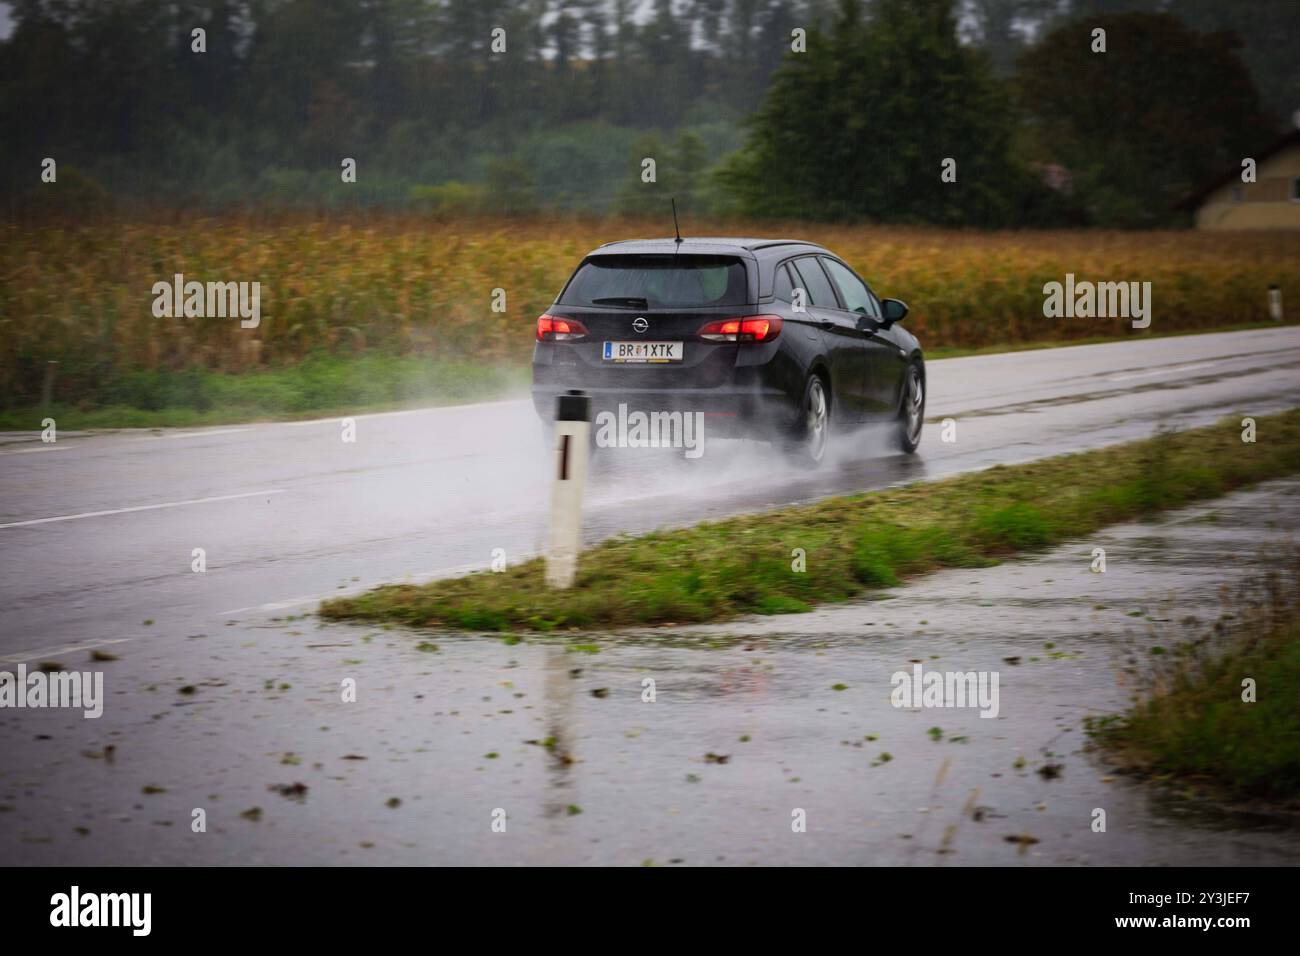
[1, 326, 1298, 864]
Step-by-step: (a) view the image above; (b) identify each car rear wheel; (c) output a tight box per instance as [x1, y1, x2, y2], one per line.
[786, 374, 830, 467]
[894, 361, 925, 454]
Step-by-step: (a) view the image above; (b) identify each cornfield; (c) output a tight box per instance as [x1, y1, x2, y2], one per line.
[2, 212, 1296, 408]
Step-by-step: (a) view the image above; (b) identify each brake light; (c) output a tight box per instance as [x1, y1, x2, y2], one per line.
[537, 314, 588, 341]
[697, 315, 783, 343]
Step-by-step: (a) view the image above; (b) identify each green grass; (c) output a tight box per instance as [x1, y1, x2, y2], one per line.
[320, 409, 1300, 632]
[0, 352, 526, 430]
[1088, 562, 1300, 805]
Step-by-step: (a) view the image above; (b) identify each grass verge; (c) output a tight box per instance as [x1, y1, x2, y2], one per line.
[320, 409, 1300, 633]
[0, 353, 526, 430]
[1087, 560, 1300, 807]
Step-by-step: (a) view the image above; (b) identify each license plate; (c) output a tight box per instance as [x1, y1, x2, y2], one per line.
[602, 341, 683, 363]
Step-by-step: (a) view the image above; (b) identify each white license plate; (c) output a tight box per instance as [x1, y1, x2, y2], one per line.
[602, 341, 683, 363]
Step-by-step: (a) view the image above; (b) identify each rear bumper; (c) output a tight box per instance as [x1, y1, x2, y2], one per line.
[530, 384, 800, 439]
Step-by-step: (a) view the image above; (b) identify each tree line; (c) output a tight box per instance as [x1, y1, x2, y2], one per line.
[0, 0, 1293, 226]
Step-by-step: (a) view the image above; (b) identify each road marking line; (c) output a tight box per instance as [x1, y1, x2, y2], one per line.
[128, 428, 253, 442]
[279, 399, 525, 427]
[220, 593, 343, 616]
[0, 444, 69, 455]
[1, 637, 135, 664]
[1106, 361, 1220, 383]
[0, 489, 286, 530]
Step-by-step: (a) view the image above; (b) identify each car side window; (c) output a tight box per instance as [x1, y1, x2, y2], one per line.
[822, 257, 879, 318]
[790, 257, 840, 309]
[772, 263, 795, 303]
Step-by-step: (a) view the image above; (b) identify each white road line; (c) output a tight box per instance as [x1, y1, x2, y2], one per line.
[128, 428, 253, 442]
[1, 637, 134, 664]
[220, 592, 347, 616]
[3, 399, 526, 451]
[279, 399, 525, 427]
[1106, 361, 1221, 383]
[0, 444, 69, 455]
[0, 489, 286, 530]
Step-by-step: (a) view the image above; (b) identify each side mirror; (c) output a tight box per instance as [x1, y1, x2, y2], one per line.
[880, 298, 908, 327]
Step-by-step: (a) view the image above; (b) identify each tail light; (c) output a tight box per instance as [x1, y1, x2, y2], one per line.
[697, 314, 783, 343]
[537, 314, 588, 342]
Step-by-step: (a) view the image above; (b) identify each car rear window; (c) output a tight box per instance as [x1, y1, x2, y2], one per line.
[560, 255, 748, 308]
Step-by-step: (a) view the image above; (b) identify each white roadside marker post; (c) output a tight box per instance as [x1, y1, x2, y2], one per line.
[546, 389, 591, 589]
[1268, 284, 1283, 322]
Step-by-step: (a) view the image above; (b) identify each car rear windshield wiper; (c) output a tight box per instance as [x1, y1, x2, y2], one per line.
[591, 296, 649, 308]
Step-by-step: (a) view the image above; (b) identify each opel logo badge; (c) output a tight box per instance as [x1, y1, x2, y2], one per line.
[633, 317, 649, 333]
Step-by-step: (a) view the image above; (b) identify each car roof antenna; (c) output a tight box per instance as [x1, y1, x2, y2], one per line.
[671, 197, 682, 245]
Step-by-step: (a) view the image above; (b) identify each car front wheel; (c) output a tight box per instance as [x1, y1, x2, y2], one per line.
[894, 361, 925, 454]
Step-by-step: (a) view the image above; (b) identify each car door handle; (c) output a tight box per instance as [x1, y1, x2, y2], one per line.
[819, 321, 836, 331]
